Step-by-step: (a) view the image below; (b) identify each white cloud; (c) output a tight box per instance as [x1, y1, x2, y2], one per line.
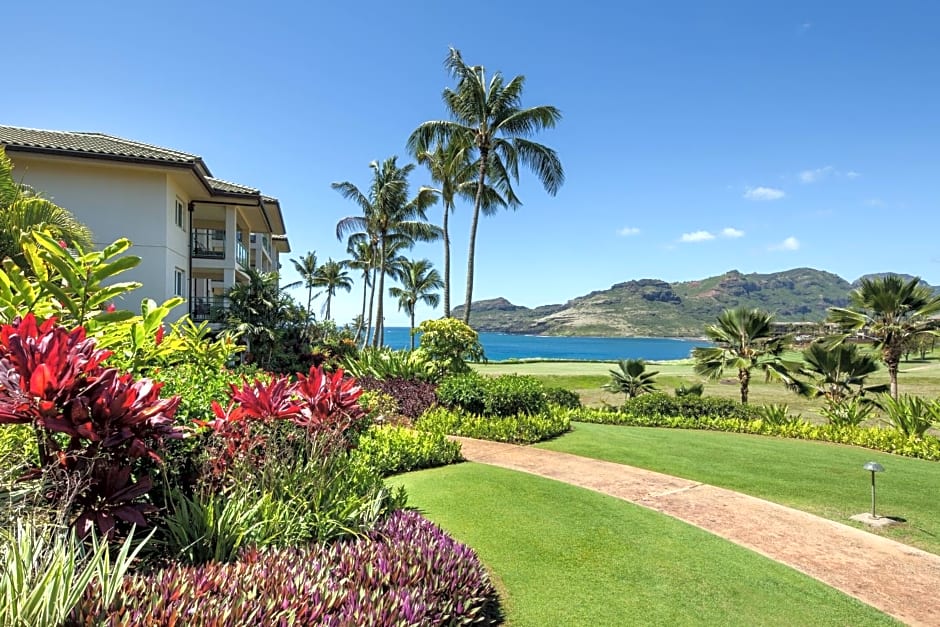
[799, 166, 834, 183]
[680, 230, 715, 243]
[770, 236, 800, 251]
[744, 186, 786, 201]
[721, 227, 744, 238]
[846, 170, 861, 179]
[617, 227, 640, 236]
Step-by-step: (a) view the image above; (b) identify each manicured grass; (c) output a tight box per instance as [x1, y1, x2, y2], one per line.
[390, 463, 894, 626]
[537, 422, 940, 554]
[475, 356, 940, 422]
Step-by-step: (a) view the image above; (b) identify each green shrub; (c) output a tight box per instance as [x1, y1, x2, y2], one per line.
[416, 406, 570, 444]
[341, 346, 436, 382]
[415, 318, 485, 377]
[819, 397, 874, 427]
[354, 425, 462, 475]
[878, 394, 939, 437]
[437, 373, 488, 415]
[545, 386, 582, 409]
[358, 390, 401, 424]
[565, 407, 940, 461]
[674, 383, 705, 397]
[753, 404, 803, 426]
[485, 375, 547, 416]
[618, 393, 758, 420]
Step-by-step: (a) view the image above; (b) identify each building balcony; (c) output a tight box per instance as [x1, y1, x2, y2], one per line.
[190, 295, 229, 323]
[192, 229, 225, 259]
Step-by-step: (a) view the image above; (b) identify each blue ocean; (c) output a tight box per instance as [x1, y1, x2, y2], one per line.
[380, 327, 709, 362]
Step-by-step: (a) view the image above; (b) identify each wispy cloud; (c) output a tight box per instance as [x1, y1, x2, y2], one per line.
[799, 22, 812, 34]
[866, 198, 885, 208]
[744, 186, 785, 201]
[770, 236, 800, 251]
[721, 227, 744, 238]
[799, 166, 834, 183]
[846, 170, 861, 179]
[617, 226, 640, 236]
[680, 230, 715, 243]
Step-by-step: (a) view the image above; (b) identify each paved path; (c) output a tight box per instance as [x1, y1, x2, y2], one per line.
[453, 437, 940, 626]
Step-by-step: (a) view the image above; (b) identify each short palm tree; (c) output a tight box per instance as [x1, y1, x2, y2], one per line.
[0, 147, 93, 266]
[692, 307, 798, 404]
[312, 258, 353, 321]
[827, 275, 940, 399]
[408, 48, 564, 324]
[603, 359, 659, 399]
[797, 341, 888, 402]
[290, 250, 318, 325]
[334, 157, 439, 347]
[389, 259, 443, 349]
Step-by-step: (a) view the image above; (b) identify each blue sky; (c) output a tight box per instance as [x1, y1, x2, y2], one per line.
[6, 1, 940, 326]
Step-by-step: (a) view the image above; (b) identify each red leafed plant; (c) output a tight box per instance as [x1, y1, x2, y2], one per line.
[196, 366, 367, 487]
[0, 313, 182, 538]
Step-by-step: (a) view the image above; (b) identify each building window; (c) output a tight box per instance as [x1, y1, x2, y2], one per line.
[175, 198, 185, 229]
[174, 268, 185, 297]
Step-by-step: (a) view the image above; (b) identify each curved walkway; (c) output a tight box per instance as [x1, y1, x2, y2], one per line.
[453, 437, 940, 627]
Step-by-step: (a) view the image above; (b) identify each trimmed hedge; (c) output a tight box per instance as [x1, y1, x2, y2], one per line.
[355, 425, 463, 476]
[358, 377, 439, 419]
[417, 406, 570, 444]
[75, 510, 501, 625]
[544, 386, 582, 410]
[566, 407, 940, 461]
[617, 393, 758, 420]
[437, 373, 549, 417]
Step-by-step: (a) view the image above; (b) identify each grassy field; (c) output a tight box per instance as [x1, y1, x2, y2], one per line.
[538, 422, 940, 554]
[391, 463, 894, 626]
[473, 355, 940, 422]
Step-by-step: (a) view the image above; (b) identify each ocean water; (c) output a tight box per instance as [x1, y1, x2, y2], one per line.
[380, 327, 709, 362]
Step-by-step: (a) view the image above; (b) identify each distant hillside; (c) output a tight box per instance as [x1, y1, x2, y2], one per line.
[454, 268, 856, 337]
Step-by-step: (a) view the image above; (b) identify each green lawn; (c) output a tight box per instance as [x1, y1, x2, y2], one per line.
[474, 356, 940, 422]
[537, 422, 940, 554]
[390, 463, 895, 626]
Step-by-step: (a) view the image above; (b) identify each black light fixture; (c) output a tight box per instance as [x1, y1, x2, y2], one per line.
[863, 461, 885, 518]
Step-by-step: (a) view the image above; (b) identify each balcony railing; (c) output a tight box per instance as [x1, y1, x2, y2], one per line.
[192, 229, 225, 259]
[190, 296, 229, 323]
[236, 241, 249, 270]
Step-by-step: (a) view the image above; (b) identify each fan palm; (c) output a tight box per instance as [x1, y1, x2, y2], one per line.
[334, 157, 439, 347]
[0, 148, 93, 266]
[408, 47, 564, 323]
[603, 359, 659, 399]
[389, 258, 443, 349]
[797, 342, 888, 402]
[692, 307, 798, 404]
[312, 258, 353, 321]
[827, 275, 940, 399]
[289, 250, 318, 325]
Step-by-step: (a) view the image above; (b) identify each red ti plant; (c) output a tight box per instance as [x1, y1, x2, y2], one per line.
[0, 314, 182, 538]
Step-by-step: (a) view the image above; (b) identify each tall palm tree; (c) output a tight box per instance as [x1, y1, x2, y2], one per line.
[603, 359, 659, 399]
[334, 157, 439, 347]
[0, 147, 93, 266]
[346, 238, 374, 343]
[408, 47, 564, 324]
[312, 258, 353, 321]
[692, 307, 798, 404]
[827, 275, 940, 399]
[389, 258, 443, 349]
[797, 341, 888, 402]
[289, 250, 318, 325]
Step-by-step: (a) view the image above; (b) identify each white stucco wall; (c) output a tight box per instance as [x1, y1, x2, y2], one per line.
[8, 155, 184, 318]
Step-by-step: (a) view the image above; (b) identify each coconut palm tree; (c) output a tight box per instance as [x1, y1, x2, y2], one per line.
[312, 258, 353, 321]
[346, 238, 374, 343]
[290, 250, 318, 325]
[408, 47, 564, 324]
[603, 359, 659, 399]
[389, 258, 443, 349]
[692, 307, 798, 404]
[334, 157, 439, 347]
[827, 275, 940, 399]
[797, 341, 888, 402]
[0, 147, 93, 266]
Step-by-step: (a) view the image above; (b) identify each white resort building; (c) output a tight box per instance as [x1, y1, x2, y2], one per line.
[0, 125, 290, 322]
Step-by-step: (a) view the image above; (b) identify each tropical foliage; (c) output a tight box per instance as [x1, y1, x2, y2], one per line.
[603, 359, 659, 398]
[827, 275, 940, 398]
[692, 307, 798, 404]
[415, 317, 485, 377]
[389, 258, 442, 348]
[795, 341, 887, 402]
[408, 47, 564, 322]
[312, 257, 353, 321]
[289, 250, 318, 325]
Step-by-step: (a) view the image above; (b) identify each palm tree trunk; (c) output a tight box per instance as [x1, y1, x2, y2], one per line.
[374, 241, 386, 348]
[443, 201, 451, 317]
[887, 359, 900, 399]
[410, 309, 416, 350]
[325, 292, 332, 321]
[356, 276, 368, 342]
[365, 266, 377, 348]
[306, 285, 313, 327]
[739, 368, 750, 404]
[463, 154, 488, 324]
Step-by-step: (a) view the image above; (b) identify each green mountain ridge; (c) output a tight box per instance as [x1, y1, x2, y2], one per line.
[453, 268, 933, 337]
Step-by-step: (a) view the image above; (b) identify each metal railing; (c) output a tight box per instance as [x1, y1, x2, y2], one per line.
[190, 296, 229, 322]
[191, 229, 225, 259]
[235, 241, 249, 270]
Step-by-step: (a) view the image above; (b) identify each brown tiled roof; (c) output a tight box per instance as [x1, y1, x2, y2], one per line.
[206, 177, 259, 195]
[0, 125, 205, 168]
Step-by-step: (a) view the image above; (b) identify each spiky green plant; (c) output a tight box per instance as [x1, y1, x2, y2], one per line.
[603, 359, 659, 399]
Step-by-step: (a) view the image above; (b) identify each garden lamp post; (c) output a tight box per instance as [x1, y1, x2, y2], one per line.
[863, 462, 885, 518]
